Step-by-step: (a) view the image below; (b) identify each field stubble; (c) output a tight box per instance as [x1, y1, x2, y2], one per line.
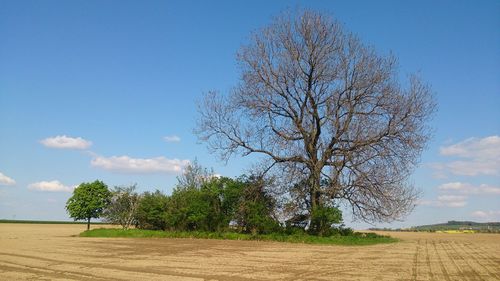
[0, 224, 499, 280]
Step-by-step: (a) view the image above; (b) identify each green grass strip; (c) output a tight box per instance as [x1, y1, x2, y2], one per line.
[80, 228, 398, 246]
[0, 219, 106, 225]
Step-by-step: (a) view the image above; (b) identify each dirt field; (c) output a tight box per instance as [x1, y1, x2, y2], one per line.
[0, 224, 499, 280]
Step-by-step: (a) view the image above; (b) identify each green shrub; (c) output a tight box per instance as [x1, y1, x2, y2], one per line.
[234, 175, 280, 234]
[165, 177, 246, 232]
[166, 187, 206, 231]
[135, 190, 169, 230]
[309, 205, 343, 236]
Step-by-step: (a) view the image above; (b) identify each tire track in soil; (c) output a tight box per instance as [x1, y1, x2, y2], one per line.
[432, 240, 451, 281]
[477, 244, 500, 265]
[450, 241, 484, 280]
[455, 242, 499, 280]
[412, 239, 420, 281]
[462, 242, 500, 270]
[0, 260, 112, 281]
[425, 240, 435, 281]
[440, 240, 479, 281]
[448, 241, 484, 281]
[0, 251, 256, 281]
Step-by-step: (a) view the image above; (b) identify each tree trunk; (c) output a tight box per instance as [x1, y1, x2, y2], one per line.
[87, 217, 90, 231]
[309, 169, 322, 233]
[309, 168, 322, 209]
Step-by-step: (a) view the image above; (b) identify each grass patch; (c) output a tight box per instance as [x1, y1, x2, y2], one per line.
[80, 228, 397, 245]
[0, 219, 106, 225]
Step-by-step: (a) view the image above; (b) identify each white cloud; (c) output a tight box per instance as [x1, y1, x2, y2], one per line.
[436, 161, 498, 177]
[438, 182, 500, 195]
[163, 135, 181, 143]
[444, 201, 467, 208]
[417, 195, 467, 208]
[41, 135, 92, 150]
[416, 199, 434, 206]
[433, 136, 500, 177]
[437, 194, 467, 202]
[440, 136, 500, 158]
[0, 172, 16, 186]
[437, 182, 465, 191]
[471, 210, 500, 221]
[28, 180, 74, 192]
[421, 181, 500, 209]
[91, 155, 190, 174]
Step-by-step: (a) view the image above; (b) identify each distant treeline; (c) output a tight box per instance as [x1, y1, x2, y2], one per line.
[370, 221, 500, 233]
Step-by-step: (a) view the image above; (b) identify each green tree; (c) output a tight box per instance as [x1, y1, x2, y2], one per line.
[284, 178, 344, 235]
[135, 190, 169, 230]
[66, 180, 111, 230]
[309, 204, 342, 236]
[220, 177, 246, 224]
[166, 176, 246, 232]
[166, 187, 207, 231]
[166, 180, 221, 232]
[103, 184, 141, 230]
[235, 176, 279, 234]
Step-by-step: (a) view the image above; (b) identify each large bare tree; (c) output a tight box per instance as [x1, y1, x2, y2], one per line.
[196, 10, 435, 224]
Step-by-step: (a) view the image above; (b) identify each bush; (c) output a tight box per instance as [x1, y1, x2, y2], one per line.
[329, 226, 354, 236]
[234, 176, 280, 234]
[166, 177, 245, 232]
[309, 205, 343, 236]
[166, 186, 210, 231]
[135, 190, 169, 230]
[163, 175, 280, 234]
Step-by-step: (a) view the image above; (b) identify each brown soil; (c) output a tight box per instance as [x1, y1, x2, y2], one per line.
[0, 224, 499, 280]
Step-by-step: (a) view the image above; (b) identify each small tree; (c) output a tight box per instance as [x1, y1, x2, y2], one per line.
[167, 161, 232, 231]
[235, 175, 279, 234]
[166, 187, 209, 231]
[166, 176, 247, 232]
[135, 190, 169, 230]
[103, 184, 141, 230]
[309, 204, 342, 236]
[66, 180, 111, 230]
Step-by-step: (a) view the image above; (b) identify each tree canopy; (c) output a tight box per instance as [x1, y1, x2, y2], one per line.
[66, 180, 111, 230]
[196, 10, 435, 225]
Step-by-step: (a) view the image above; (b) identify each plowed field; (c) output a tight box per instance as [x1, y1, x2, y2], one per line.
[0, 224, 499, 280]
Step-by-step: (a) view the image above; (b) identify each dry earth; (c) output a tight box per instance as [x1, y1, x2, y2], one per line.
[0, 224, 499, 280]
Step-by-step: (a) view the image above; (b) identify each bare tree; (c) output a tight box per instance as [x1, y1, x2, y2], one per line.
[103, 185, 141, 230]
[196, 10, 435, 225]
[176, 159, 214, 190]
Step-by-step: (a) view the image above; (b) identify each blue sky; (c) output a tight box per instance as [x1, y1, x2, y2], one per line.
[0, 0, 499, 228]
